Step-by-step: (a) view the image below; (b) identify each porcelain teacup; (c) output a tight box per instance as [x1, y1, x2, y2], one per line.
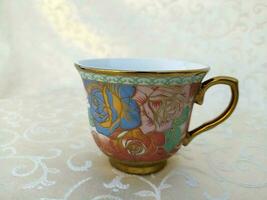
[75, 58, 239, 174]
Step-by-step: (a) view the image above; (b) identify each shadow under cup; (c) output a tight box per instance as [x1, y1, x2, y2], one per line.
[75, 58, 238, 175]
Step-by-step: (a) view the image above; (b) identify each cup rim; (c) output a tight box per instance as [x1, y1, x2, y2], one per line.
[74, 58, 210, 75]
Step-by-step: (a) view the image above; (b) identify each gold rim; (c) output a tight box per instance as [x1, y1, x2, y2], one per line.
[75, 63, 210, 77]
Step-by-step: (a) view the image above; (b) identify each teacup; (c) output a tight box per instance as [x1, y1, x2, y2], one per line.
[75, 58, 238, 174]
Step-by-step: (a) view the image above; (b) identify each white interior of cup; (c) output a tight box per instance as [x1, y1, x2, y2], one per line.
[75, 58, 210, 72]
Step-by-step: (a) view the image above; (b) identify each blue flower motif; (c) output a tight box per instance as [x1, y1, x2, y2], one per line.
[87, 83, 141, 137]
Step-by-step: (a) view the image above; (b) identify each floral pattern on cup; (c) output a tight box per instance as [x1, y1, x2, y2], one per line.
[92, 128, 167, 161]
[84, 80, 198, 161]
[87, 82, 141, 137]
[133, 85, 190, 134]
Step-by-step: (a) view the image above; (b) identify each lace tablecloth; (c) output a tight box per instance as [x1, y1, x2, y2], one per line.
[0, 0, 267, 199]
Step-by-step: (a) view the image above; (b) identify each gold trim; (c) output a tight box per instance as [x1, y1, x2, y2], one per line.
[109, 158, 167, 175]
[75, 63, 209, 77]
[183, 76, 239, 145]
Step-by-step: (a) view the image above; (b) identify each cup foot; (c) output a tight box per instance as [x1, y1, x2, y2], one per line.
[109, 158, 167, 175]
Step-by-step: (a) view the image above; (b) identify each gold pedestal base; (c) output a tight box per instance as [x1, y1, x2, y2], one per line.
[109, 158, 167, 175]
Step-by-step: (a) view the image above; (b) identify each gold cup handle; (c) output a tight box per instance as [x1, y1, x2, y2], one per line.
[183, 76, 239, 146]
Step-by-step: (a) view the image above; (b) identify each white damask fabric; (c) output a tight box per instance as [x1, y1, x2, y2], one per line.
[0, 0, 266, 200]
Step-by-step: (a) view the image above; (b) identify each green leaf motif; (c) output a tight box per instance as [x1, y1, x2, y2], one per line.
[163, 106, 190, 152]
[88, 111, 95, 127]
[174, 106, 190, 126]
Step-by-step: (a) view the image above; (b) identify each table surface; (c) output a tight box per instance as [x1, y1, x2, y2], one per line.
[1, 89, 266, 200]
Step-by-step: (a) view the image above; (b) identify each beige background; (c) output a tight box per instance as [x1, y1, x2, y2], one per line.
[0, 0, 267, 199]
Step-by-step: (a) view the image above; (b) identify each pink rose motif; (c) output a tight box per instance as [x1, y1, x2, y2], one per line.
[133, 85, 190, 134]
